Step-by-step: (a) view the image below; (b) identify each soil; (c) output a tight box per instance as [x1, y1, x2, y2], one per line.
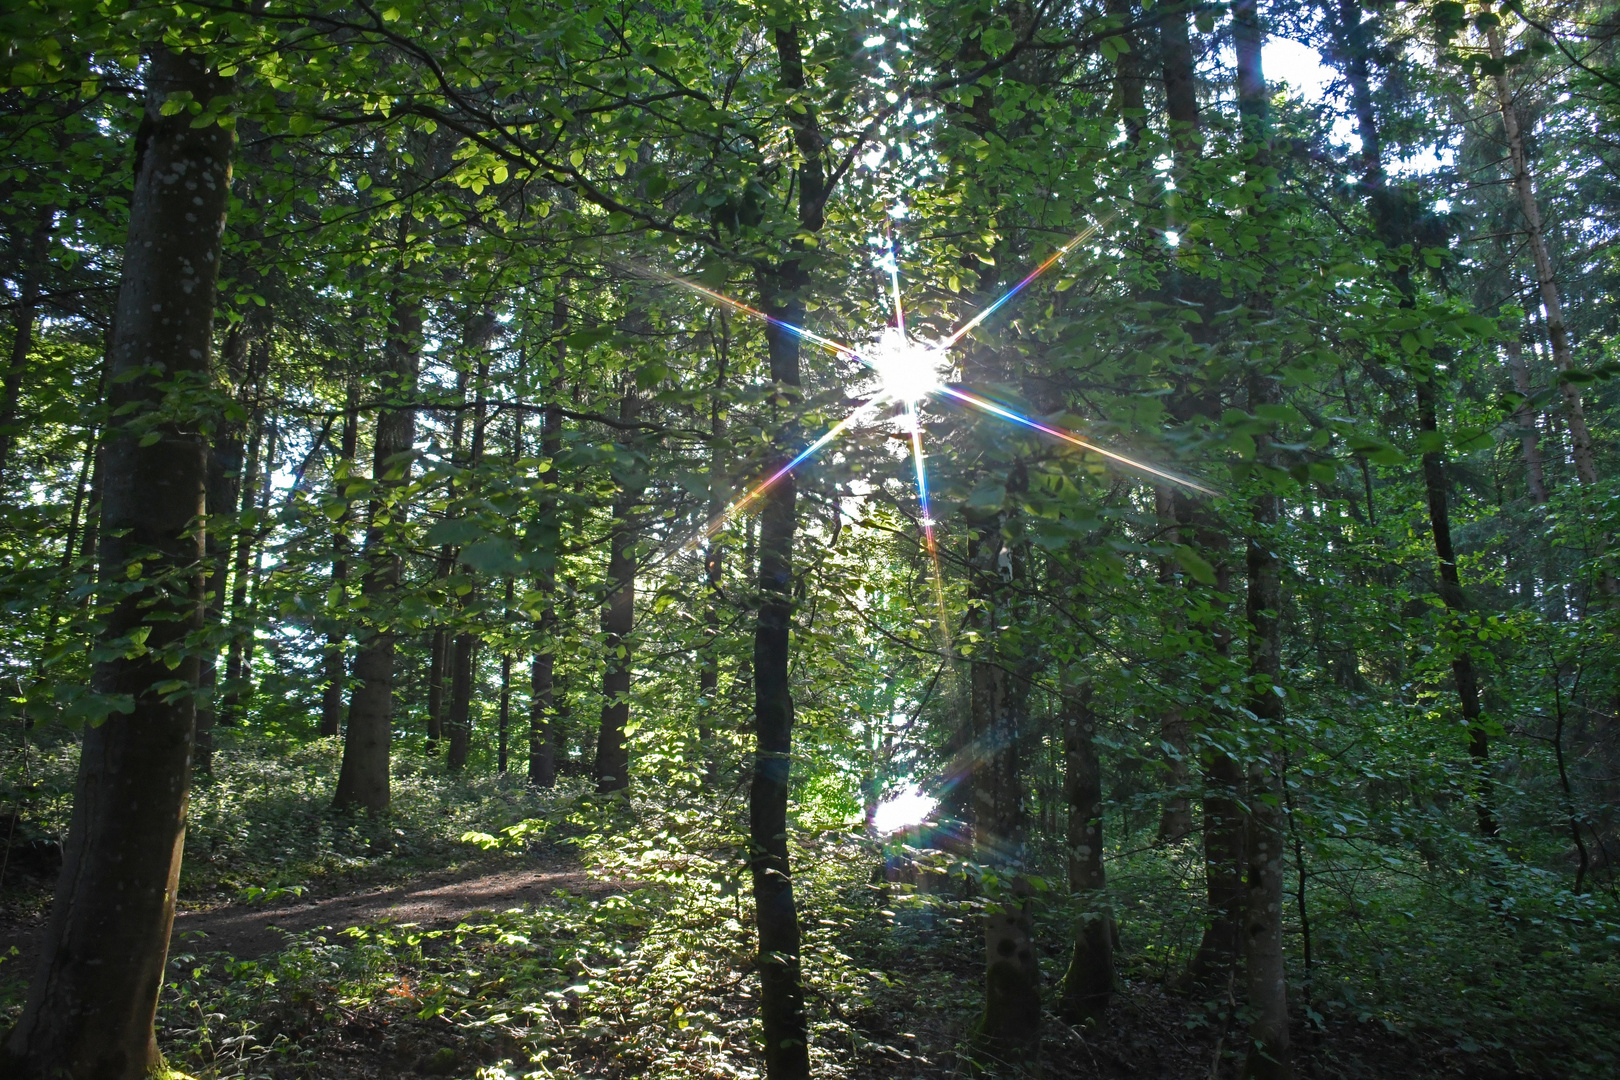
[0, 855, 614, 972]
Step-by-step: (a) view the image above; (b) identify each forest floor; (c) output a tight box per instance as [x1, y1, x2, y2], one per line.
[0, 740, 1599, 1079]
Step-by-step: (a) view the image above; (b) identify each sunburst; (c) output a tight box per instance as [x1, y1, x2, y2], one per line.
[649, 214, 1215, 634]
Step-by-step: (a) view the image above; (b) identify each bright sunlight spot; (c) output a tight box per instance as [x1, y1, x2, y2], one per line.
[866, 326, 947, 406]
[871, 786, 938, 834]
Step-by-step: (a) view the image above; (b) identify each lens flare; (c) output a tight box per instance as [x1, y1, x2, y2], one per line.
[648, 208, 1217, 614]
[867, 327, 948, 405]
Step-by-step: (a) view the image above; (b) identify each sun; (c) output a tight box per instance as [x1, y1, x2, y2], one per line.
[866, 326, 948, 408]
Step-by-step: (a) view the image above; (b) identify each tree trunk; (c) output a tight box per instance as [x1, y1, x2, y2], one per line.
[319, 384, 360, 737]
[1059, 684, 1113, 1025]
[742, 20, 833, 1076]
[1417, 378, 1498, 836]
[530, 283, 567, 787]
[1233, 7, 1292, 1074]
[698, 314, 730, 778]
[594, 385, 643, 792]
[1, 47, 232, 1079]
[1242, 373, 1291, 1080]
[221, 326, 273, 725]
[751, 282, 810, 1078]
[0, 215, 51, 484]
[447, 326, 494, 771]
[969, 529, 1040, 1067]
[1505, 323, 1548, 505]
[333, 293, 422, 814]
[1334, 0, 1497, 839]
[1487, 24, 1597, 488]
[426, 363, 471, 753]
[195, 419, 245, 772]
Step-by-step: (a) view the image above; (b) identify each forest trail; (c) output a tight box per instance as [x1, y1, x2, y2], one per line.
[1, 856, 616, 969]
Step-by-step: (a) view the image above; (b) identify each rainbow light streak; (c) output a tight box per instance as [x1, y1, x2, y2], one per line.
[637, 266, 857, 361]
[694, 392, 894, 547]
[651, 208, 1216, 586]
[940, 220, 1105, 350]
[937, 385, 1220, 496]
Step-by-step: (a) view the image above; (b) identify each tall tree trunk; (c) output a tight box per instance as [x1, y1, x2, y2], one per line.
[1505, 324, 1549, 505]
[195, 418, 245, 772]
[1243, 376, 1292, 1080]
[742, 20, 836, 1074]
[594, 384, 643, 792]
[427, 363, 472, 753]
[698, 313, 730, 778]
[319, 384, 360, 737]
[1487, 23, 1597, 488]
[0, 216, 52, 485]
[1, 47, 232, 1078]
[1059, 683, 1113, 1025]
[221, 323, 273, 724]
[1418, 378, 1497, 837]
[1234, 7, 1292, 1074]
[1333, 0, 1498, 838]
[333, 292, 422, 814]
[530, 284, 568, 787]
[447, 349, 491, 772]
[968, 527, 1040, 1067]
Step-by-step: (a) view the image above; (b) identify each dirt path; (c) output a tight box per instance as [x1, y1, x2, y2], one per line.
[1, 857, 614, 969]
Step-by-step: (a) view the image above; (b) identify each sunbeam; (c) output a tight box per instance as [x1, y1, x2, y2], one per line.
[650, 209, 1215, 598]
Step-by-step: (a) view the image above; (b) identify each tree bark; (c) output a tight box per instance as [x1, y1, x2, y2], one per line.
[221, 323, 272, 725]
[698, 313, 730, 778]
[1505, 323, 1548, 505]
[594, 384, 643, 792]
[1487, 23, 1597, 488]
[1417, 378, 1497, 837]
[1059, 684, 1113, 1025]
[1, 47, 232, 1079]
[1233, 7, 1292, 1074]
[968, 529, 1040, 1067]
[447, 349, 491, 772]
[319, 384, 360, 737]
[529, 282, 567, 787]
[0, 216, 52, 485]
[333, 292, 422, 815]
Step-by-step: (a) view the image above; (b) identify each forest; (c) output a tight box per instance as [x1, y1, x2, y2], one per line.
[0, 0, 1617, 1077]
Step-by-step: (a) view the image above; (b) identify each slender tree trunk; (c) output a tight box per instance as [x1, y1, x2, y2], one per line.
[498, 582, 514, 774]
[741, 21, 834, 1075]
[1335, 0, 1497, 838]
[220, 406, 262, 724]
[1059, 684, 1113, 1025]
[968, 527, 1041, 1067]
[699, 314, 730, 777]
[427, 364, 471, 753]
[333, 291, 422, 815]
[595, 385, 643, 792]
[1233, 8, 1292, 1074]
[1487, 24, 1597, 488]
[1242, 374, 1292, 1080]
[1, 48, 232, 1078]
[1156, 487, 1193, 840]
[195, 419, 245, 772]
[1505, 326, 1549, 505]
[1417, 378, 1497, 836]
[530, 283, 567, 787]
[0, 215, 51, 485]
[447, 352, 490, 772]
[319, 384, 360, 737]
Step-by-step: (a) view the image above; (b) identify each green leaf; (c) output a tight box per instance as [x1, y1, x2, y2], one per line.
[1173, 545, 1217, 586]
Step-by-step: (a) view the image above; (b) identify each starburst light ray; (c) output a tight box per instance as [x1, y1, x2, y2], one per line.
[940, 218, 1108, 350]
[937, 385, 1220, 496]
[683, 392, 895, 555]
[632, 264, 857, 361]
[904, 400, 951, 644]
